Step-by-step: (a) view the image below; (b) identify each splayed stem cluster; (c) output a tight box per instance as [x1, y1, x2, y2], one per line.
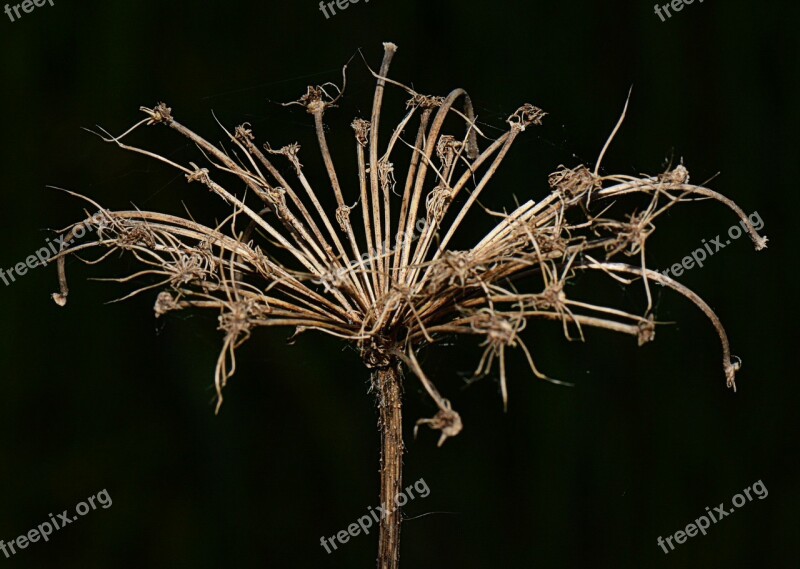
[51, 43, 766, 568]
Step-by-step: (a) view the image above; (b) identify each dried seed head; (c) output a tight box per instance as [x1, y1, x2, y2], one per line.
[265, 142, 303, 174]
[219, 299, 270, 346]
[415, 401, 463, 447]
[530, 281, 567, 311]
[117, 223, 157, 250]
[507, 104, 546, 130]
[351, 118, 371, 146]
[548, 164, 601, 198]
[470, 309, 524, 348]
[658, 164, 690, 185]
[186, 162, 212, 185]
[406, 93, 444, 109]
[52, 43, 766, 428]
[425, 185, 452, 224]
[250, 247, 275, 280]
[154, 291, 179, 317]
[436, 135, 461, 169]
[298, 85, 328, 114]
[234, 123, 255, 143]
[599, 207, 658, 258]
[168, 253, 211, 287]
[335, 204, 354, 232]
[378, 159, 395, 194]
[141, 102, 173, 125]
[261, 185, 288, 211]
[637, 314, 656, 346]
[427, 250, 484, 291]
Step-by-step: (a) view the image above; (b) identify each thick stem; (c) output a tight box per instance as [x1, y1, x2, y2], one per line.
[374, 362, 404, 569]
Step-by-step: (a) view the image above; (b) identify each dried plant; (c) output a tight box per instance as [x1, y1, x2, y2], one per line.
[51, 43, 767, 568]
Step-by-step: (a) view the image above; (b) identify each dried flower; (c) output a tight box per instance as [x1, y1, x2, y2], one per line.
[51, 43, 767, 568]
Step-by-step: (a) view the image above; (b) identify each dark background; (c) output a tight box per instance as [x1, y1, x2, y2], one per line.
[0, 0, 797, 567]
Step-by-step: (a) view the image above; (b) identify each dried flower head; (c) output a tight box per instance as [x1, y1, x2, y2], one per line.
[53, 43, 767, 421]
[51, 42, 767, 568]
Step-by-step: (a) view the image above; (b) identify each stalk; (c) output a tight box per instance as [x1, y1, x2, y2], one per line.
[373, 361, 404, 569]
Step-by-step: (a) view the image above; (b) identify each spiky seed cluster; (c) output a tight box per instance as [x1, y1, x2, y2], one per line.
[52, 43, 767, 444]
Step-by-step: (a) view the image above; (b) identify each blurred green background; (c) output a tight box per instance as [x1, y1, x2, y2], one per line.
[0, 0, 797, 567]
